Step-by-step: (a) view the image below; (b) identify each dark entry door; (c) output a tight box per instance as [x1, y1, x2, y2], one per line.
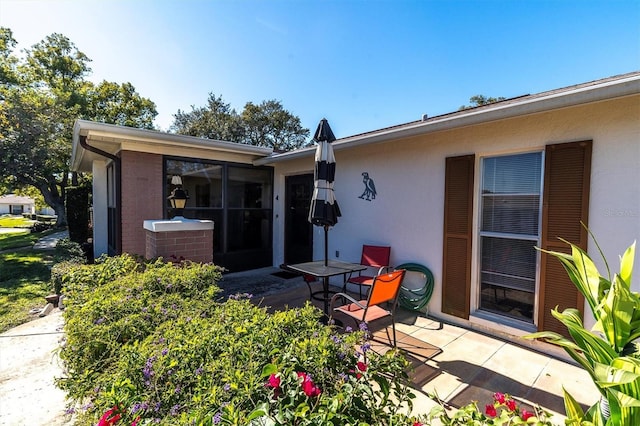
[285, 174, 314, 264]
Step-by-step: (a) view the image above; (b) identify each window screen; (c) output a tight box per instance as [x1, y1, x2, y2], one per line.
[479, 152, 542, 323]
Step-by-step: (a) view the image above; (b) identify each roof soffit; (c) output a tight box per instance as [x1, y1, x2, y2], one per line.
[71, 120, 273, 171]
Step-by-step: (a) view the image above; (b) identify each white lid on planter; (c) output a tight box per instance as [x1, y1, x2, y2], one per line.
[143, 218, 214, 232]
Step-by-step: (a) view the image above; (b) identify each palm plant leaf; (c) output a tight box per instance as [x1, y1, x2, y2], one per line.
[531, 236, 639, 425]
[596, 275, 635, 352]
[539, 243, 603, 316]
[563, 386, 586, 422]
[619, 242, 635, 286]
[552, 308, 617, 364]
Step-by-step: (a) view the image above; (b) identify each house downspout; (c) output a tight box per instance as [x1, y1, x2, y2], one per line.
[79, 135, 119, 163]
[79, 135, 122, 254]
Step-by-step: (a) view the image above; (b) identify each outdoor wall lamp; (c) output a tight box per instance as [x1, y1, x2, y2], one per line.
[168, 175, 189, 218]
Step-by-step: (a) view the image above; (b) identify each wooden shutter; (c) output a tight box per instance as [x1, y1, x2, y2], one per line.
[538, 141, 592, 335]
[442, 154, 475, 319]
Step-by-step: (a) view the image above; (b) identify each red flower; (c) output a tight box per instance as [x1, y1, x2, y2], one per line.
[413, 422, 424, 426]
[297, 372, 322, 397]
[356, 361, 367, 372]
[485, 404, 497, 417]
[521, 409, 534, 420]
[98, 406, 122, 426]
[493, 392, 506, 404]
[506, 398, 517, 411]
[349, 369, 363, 379]
[266, 374, 281, 389]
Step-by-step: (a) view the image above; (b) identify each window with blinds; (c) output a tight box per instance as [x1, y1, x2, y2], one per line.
[479, 152, 542, 323]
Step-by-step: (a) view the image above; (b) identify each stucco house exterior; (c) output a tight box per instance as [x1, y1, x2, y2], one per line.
[71, 71, 639, 350]
[0, 194, 35, 215]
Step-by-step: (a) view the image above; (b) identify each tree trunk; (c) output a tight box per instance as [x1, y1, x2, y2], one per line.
[51, 198, 67, 227]
[34, 178, 68, 227]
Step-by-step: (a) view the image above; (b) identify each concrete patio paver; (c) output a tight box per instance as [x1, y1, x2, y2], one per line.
[257, 270, 600, 422]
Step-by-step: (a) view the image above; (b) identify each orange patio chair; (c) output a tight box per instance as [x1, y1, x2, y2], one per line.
[330, 269, 406, 346]
[345, 245, 391, 298]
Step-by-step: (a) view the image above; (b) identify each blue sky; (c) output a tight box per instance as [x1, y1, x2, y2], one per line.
[1, 0, 639, 139]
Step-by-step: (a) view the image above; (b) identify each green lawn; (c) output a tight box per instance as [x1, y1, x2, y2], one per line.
[0, 230, 36, 251]
[0, 230, 62, 333]
[0, 250, 54, 332]
[0, 215, 36, 228]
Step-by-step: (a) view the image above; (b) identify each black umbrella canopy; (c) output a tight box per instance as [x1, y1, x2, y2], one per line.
[313, 118, 336, 143]
[308, 119, 341, 227]
[308, 119, 341, 265]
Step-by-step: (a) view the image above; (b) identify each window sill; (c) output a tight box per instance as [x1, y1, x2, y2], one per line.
[470, 310, 537, 336]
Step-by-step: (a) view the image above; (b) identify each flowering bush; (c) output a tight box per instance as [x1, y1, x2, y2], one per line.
[426, 391, 553, 425]
[58, 255, 223, 402]
[60, 256, 420, 425]
[59, 254, 570, 425]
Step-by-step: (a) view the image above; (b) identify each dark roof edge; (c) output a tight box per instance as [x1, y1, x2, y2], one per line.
[254, 71, 640, 166]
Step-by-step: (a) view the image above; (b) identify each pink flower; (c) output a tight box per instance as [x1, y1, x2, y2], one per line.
[266, 374, 281, 389]
[413, 422, 424, 426]
[356, 361, 367, 372]
[98, 406, 121, 426]
[297, 372, 322, 397]
[485, 404, 497, 417]
[521, 409, 534, 420]
[506, 399, 517, 411]
[493, 392, 506, 404]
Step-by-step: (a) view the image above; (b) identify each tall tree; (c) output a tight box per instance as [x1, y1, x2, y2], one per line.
[84, 81, 157, 128]
[241, 100, 309, 151]
[459, 95, 507, 110]
[172, 93, 244, 142]
[171, 93, 310, 151]
[0, 28, 157, 226]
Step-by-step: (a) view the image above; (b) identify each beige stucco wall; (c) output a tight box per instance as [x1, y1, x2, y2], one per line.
[272, 94, 640, 339]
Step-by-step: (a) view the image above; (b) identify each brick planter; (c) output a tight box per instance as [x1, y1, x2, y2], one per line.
[144, 219, 214, 263]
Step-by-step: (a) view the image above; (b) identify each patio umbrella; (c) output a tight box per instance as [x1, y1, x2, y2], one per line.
[308, 118, 341, 266]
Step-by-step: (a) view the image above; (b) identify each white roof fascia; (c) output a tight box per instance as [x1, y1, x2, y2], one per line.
[254, 73, 640, 166]
[0, 195, 34, 204]
[72, 120, 273, 171]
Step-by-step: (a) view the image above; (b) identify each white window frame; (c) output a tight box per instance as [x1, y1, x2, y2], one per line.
[470, 150, 545, 332]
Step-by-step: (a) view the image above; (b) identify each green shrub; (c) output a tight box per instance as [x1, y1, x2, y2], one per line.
[51, 260, 80, 295]
[66, 185, 90, 244]
[60, 257, 223, 398]
[60, 254, 145, 305]
[60, 256, 420, 425]
[51, 238, 87, 295]
[54, 238, 86, 263]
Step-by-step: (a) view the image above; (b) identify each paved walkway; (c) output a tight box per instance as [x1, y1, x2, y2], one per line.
[33, 230, 69, 250]
[0, 309, 72, 425]
[0, 229, 72, 425]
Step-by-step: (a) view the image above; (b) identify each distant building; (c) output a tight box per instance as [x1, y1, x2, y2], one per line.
[0, 194, 35, 215]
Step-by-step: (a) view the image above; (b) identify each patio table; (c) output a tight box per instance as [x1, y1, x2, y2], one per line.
[285, 260, 367, 315]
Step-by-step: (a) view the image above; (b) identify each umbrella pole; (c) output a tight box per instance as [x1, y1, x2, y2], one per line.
[324, 225, 329, 266]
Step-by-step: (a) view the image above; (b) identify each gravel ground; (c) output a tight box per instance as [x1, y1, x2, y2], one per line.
[0, 308, 73, 425]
